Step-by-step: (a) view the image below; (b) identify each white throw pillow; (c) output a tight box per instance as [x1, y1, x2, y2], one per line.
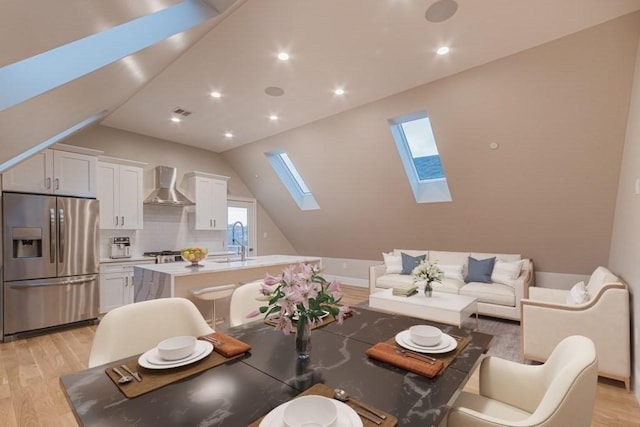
[491, 260, 523, 286]
[383, 252, 402, 274]
[439, 264, 464, 282]
[566, 281, 589, 305]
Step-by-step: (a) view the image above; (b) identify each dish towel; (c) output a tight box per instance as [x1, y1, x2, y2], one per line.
[366, 343, 444, 378]
[200, 332, 251, 357]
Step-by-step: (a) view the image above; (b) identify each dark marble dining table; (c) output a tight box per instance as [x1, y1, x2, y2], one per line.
[60, 306, 492, 426]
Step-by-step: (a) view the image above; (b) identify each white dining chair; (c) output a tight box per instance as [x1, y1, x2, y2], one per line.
[229, 280, 268, 327]
[88, 297, 213, 368]
[446, 335, 598, 427]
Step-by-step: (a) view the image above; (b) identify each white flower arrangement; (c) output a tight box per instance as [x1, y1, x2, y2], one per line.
[412, 259, 443, 285]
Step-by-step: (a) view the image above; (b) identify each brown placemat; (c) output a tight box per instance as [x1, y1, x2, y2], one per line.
[366, 343, 444, 378]
[249, 383, 397, 427]
[383, 333, 470, 375]
[105, 341, 247, 398]
[200, 332, 251, 357]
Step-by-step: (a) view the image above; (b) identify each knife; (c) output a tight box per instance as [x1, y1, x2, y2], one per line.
[352, 406, 382, 425]
[120, 364, 142, 382]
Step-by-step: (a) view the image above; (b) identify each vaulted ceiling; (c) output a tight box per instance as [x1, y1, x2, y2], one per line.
[2, 0, 640, 168]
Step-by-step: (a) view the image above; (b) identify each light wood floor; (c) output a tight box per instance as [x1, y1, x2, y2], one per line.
[0, 285, 637, 426]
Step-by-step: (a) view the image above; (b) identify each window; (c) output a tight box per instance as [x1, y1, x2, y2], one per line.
[266, 151, 319, 210]
[388, 112, 452, 203]
[227, 198, 257, 257]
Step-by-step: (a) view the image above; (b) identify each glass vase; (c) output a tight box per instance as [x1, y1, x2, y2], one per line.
[296, 316, 312, 359]
[424, 281, 433, 298]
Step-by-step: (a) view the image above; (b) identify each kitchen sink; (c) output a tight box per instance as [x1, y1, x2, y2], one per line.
[212, 257, 257, 263]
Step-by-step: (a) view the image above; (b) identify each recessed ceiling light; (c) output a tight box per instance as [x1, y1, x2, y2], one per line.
[277, 52, 289, 61]
[334, 88, 345, 96]
[211, 91, 222, 98]
[436, 46, 450, 55]
[224, 132, 233, 138]
[171, 117, 181, 123]
[269, 115, 279, 121]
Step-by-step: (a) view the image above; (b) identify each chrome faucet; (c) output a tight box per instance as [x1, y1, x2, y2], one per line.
[231, 221, 246, 261]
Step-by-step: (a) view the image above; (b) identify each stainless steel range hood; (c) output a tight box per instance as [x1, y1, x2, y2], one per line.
[144, 166, 194, 206]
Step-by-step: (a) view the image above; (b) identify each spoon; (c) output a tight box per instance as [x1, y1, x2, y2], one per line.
[333, 388, 386, 422]
[112, 367, 133, 384]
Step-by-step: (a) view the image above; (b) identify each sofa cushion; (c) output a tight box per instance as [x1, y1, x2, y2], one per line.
[471, 252, 521, 263]
[461, 282, 516, 306]
[401, 253, 425, 275]
[376, 274, 415, 289]
[466, 257, 495, 283]
[382, 252, 402, 274]
[440, 264, 464, 282]
[429, 251, 469, 267]
[491, 260, 524, 287]
[566, 281, 588, 305]
[431, 277, 465, 294]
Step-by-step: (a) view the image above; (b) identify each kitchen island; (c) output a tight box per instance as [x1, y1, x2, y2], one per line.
[132, 255, 322, 316]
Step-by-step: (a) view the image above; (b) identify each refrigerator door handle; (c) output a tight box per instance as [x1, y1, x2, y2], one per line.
[49, 208, 56, 263]
[58, 208, 65, 263]
[9, 276, 96, 288]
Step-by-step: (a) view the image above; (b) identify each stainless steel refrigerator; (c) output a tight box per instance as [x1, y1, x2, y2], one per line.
[2, 192, 99, 339]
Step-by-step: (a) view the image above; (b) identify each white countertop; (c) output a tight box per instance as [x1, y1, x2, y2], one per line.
[133, 255, 322, 276]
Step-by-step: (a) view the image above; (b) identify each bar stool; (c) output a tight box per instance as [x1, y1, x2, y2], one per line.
[189, 284, 236, 328]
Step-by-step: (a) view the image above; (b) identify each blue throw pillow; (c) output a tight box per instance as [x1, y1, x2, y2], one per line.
[465, 256, 496, 283]
[400, 253, 426, 275]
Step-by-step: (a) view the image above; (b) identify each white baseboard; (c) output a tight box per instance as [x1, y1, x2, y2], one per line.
[323, 274, 368, 288]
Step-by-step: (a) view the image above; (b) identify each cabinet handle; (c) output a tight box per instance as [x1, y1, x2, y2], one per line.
[46, 177, 51, 189]
[115, 216, 119, 226]
[54, 178, 59, 190]
[210, 219, 213, 227]
[121, 216, 125, 226]
[213, 219, 216, 228]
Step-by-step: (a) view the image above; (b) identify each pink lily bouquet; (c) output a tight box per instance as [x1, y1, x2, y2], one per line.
[250, 263, 350, 335]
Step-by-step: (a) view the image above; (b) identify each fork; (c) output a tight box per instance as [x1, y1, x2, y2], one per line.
[201, 335, 224, 346]
[395, 347, 436, 364]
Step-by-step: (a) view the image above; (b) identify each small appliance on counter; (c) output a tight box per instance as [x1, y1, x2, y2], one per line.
[143, 250, 183, 263]
[110, 237, 132, 259]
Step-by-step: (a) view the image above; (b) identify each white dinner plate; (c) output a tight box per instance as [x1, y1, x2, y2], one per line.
[395, 330, 449, 351]
[395, 331, 457, 354]
[259, 397, 363, 427]
[138, 340, 214, 369]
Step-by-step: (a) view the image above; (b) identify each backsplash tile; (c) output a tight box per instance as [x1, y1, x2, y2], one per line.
[99, 205, 225, 258]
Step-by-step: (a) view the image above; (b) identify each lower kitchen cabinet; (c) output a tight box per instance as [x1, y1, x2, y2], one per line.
[99, 259, 154, 313]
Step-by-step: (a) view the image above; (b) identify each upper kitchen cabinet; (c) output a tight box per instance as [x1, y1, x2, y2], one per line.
[2, 144, 102, 197]
[184, 171, 229, 230]
[97, 157, 145, 230]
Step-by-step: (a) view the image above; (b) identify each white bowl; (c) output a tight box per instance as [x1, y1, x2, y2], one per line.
[283, 395, 337, 427]
[157, 336, 197, 361]
[409, 325, 442, 347]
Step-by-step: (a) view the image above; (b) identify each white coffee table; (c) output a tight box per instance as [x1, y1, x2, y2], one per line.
[369, 289, 478, 328]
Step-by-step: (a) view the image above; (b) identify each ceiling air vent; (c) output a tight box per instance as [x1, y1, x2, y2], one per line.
[172, 107, 192, 117]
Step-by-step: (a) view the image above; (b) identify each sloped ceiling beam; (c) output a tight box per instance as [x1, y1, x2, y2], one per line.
[0, 0, 220, 111]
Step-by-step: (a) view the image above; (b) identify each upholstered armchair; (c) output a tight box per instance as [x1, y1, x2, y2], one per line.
[446, 335, 598, 427]
[520, 266, 630, 390]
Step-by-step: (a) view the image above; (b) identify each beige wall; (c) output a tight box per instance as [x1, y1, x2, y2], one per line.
[609, 34, 640, 400]
[63, 125, 295, 256]
[222, 12, 640, 274]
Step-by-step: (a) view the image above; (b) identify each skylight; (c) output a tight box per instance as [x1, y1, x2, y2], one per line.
[266, 151, 319, 210]
[388, 112, 452, 203]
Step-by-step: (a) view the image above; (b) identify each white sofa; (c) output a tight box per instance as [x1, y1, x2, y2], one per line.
[370, 249, 534, 321]
[521, 266, 630, 390]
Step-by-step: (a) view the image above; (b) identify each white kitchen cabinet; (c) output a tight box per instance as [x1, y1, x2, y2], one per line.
[99, 259, 154, 313]
[97, 157, 145, 230]
[2, 144, 100, 197]
[184, 171, 230, 230]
